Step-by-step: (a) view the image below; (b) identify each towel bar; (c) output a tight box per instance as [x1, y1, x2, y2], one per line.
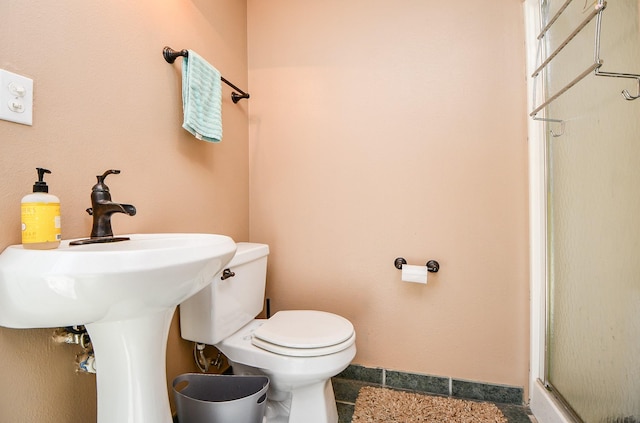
[530, 0, 640, 126]
[163, 46, 250, 103]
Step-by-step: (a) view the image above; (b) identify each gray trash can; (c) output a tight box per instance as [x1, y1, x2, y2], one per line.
[173, 373, 269, 423]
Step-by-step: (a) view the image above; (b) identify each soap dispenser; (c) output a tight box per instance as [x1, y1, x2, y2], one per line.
[21, 168, 61, 249]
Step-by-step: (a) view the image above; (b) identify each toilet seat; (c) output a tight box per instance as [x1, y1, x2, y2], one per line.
[251, 310, 355, 357]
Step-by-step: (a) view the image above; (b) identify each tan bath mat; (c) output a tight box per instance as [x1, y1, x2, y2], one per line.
[352, 386, 508, 423]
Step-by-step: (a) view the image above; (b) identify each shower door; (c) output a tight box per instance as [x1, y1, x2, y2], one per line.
[543, 0, 640, 422]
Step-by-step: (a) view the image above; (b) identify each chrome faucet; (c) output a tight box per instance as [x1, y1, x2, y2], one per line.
[86, 169, 136, 239]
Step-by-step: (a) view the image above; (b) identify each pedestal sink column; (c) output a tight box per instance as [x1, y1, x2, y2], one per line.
[85, 307, 177, 423]
[0, 233, 237, 422]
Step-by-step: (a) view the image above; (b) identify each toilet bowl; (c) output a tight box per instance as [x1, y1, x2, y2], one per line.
[179, 243, 356, 423]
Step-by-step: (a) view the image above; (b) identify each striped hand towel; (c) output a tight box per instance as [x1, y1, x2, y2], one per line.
[182, 50, 222, 142]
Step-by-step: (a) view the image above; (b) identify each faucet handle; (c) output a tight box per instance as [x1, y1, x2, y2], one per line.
[92, 170, 121, 197]
[96, 169, 120, 184]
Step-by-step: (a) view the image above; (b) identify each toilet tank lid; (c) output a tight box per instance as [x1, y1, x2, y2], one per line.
[228, 242, 269, 267]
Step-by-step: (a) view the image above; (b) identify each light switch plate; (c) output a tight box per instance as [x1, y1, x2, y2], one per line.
[0, 69, 33, 126]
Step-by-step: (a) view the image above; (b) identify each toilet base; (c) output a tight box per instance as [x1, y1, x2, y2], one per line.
[230, 362, 339, 423]
[288, 379, 338, 423]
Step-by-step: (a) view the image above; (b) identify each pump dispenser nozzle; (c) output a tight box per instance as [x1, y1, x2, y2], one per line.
[33, 168, 52, 193]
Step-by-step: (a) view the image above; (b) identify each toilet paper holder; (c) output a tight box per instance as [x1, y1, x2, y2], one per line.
[394, 257, 440, 273]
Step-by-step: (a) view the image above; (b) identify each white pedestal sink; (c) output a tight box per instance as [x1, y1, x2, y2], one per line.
[0, 233, 236, 423]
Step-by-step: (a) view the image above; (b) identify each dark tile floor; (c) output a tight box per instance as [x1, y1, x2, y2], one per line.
[175, 366, 535, 423]
[333, 376, 535, 423]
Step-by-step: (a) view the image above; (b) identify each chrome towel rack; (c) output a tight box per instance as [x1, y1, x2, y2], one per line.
[163, 46, 250, 103]
[530, 0, 640, 125]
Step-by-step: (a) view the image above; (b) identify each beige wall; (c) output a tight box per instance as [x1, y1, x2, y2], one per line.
[0, 1, 248, 421]
[247, 0, 530, 389]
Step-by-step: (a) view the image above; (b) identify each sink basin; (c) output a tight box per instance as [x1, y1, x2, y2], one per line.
[0, 233, 236, 328]
[0, 233, 236, 423]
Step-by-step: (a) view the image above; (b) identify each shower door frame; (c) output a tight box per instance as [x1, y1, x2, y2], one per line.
[524, 0, 578, 421]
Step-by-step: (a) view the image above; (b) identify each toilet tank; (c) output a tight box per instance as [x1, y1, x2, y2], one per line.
[179, 242, 269, 345]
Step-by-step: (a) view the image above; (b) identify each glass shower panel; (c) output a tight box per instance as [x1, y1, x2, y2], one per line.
[545, 0, 640, 422]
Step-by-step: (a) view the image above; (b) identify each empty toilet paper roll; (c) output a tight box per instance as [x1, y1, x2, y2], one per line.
[401, 264, 428, 284]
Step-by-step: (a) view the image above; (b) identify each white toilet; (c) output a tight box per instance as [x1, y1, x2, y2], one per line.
[179, 243, 356, 423]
